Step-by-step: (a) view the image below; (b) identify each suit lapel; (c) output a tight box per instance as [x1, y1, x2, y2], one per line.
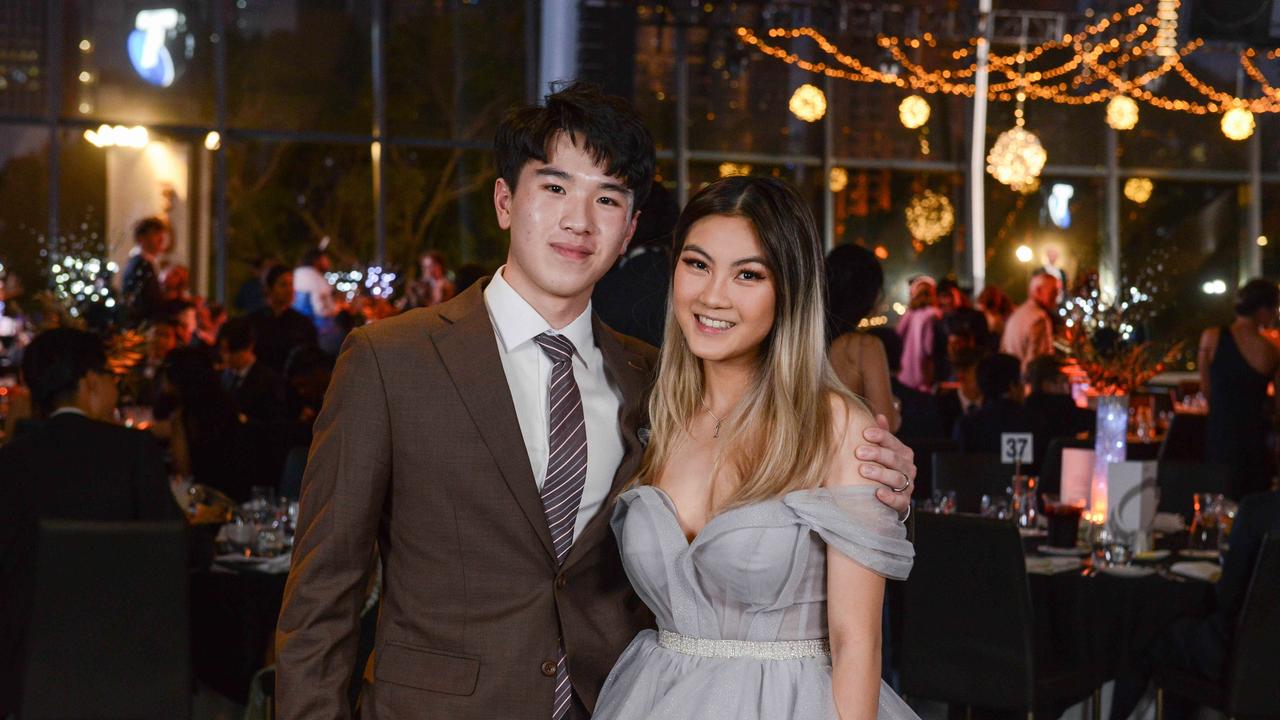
[432, 282, 557, 563]
[563, 316, 652, 572]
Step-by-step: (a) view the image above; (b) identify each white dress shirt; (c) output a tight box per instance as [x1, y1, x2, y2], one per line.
[484, 267, 625, 542]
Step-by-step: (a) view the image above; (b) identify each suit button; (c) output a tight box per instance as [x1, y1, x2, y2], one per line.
[555, 575, 567, 590]
[541, 660, 558, 677]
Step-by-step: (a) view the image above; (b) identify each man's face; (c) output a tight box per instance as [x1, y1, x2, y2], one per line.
[149, 324, 177, 359]
[494, 133, 638, 314]
[219, 340, 254, 371]
[175, 309, 197, 344]
[1032, 277, 1061, 308]
[141, 230, 168, 256]
[315, 255, 332, 273]
[269, 272, 295, 308]
[420, 256, 441, 281]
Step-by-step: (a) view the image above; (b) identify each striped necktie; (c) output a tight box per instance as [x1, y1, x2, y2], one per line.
[533, 332, 588, 719]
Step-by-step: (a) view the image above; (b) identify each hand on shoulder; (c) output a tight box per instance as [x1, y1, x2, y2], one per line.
[824, 393, 879, 490]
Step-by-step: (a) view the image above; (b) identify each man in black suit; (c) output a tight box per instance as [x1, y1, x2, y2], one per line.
[121, 216, 168, 326]
[218, 316, 287, 424]
[249, 266, 319, 374]
[1109, 490, 1280, 720]
[591, 181, 678, 348]
[936, 346, 984, 437]
[954, 353, 1042, 464]
[0, 328, 182, 716]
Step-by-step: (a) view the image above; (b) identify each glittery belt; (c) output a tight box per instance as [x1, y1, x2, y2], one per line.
[657, 629, 831, 660]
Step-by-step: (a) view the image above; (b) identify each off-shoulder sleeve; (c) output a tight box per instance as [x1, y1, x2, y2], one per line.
[782, 486, 915, 580]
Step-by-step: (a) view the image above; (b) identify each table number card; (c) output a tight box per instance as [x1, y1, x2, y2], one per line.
[1001, 432, 1034, 465]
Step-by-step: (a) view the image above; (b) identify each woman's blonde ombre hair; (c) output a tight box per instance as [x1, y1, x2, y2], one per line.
[632, 176, 866, 508]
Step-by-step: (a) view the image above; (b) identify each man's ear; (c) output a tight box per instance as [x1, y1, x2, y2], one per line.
[619, 209, 641, 258]
[494, 177, 514, 230]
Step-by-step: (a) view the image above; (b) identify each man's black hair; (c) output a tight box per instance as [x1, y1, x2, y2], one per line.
[494, 81, 656, 212]
[217, 316, 256, 353]
[977, 353, 1024, 402]
[22, 327, 108, 414]
[265, 265, 293, 291]
[301, 248, 328, 267]
[133, 216, 166, 241]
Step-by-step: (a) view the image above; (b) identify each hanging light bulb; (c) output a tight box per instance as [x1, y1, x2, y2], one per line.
[1124, 177, 1154, 204]
[987, 126, 1047, 190]
[1221, 106, 1255, 141]
[828, 167, 849, 192]
[1106, 95, 1140, 131]
[788, 83, 827, 122]
[898, 95, 930, 129]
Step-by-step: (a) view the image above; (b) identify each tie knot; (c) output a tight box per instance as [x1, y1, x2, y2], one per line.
[533, 332, 577, 365]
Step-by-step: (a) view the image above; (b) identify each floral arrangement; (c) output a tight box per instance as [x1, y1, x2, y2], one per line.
[1058, 256, 1183, 396]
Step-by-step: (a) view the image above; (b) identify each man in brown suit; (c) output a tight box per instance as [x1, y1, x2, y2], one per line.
[275, 83, 919, 720]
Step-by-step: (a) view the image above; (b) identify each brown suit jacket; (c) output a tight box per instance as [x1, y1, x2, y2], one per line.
[275, 281, 657, 719]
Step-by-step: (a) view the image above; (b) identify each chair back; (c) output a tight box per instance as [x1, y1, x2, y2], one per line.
[933, 452, 1014, 514]
[1038, 436, 1092, 499]
[21, 520, 189, 720]
[900, 512, 1036, 709]
[1158, 412, 1207, 463]
[905, 437, 959, 500]
[1155, 461, 1228, 521]
[1227, 536, 1280, 716]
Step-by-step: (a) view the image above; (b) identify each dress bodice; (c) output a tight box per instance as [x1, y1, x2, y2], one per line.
[611, 485, 914, 643]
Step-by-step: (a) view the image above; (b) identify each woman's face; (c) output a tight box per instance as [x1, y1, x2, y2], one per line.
[672, 214, 776, 367]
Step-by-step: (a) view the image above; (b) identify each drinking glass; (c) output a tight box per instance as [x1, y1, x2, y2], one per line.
[1189, 492, 1222, 552]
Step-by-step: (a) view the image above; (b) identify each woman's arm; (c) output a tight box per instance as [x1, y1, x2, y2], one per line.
[1197, 328, 1217, 403]
[826, 397, 886, 720]
[858, 336, 901, 433]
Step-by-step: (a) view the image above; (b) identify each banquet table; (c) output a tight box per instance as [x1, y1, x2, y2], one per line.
[189, 558, 289, 704]
[1023, 535, 1216, 683]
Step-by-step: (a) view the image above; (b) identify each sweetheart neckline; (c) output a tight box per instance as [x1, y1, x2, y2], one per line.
[643, 485, 752, 547]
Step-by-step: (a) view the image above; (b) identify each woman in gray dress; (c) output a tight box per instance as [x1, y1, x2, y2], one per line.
[594, 176, 917, 719]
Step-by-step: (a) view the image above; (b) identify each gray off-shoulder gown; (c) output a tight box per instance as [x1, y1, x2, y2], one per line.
[594, 485, 919, 719]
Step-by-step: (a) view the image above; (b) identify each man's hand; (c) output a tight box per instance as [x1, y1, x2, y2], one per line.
[856, 414, 916, 518]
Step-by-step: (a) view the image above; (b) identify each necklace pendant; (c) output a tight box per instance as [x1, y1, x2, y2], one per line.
[713, 420, 722, 439]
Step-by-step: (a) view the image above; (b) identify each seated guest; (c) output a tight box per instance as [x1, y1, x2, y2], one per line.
[119, 320, 179, 407]
[934, 279, 990, 381]
[0, 328, 180, 715]
[155, 348, 265, 502]
[217, 317, 286, 424]
[870, 326, 947, 439]
[1024, 355, 1094, 444]
[954, 353, 1040, 457]
[936, 346, 984, 437]
[1109, 489, 1280, 720]
[284, 344, 334, 428]
[249, 265, 318, 373]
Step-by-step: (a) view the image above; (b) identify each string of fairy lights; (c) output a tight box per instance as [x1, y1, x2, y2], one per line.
[751, 0, 1278, 225]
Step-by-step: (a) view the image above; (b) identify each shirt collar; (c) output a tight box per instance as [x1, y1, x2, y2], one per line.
[50, 406, 87, 418]
[484, 266, 594, 365]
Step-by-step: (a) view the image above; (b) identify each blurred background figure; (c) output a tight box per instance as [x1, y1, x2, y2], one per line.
[399, 251, 456, 311]
[825, 243, 899, 431]
[161, 265, 191, 301]
[934, 278, 990, 380]
[121, 216, 168, 326]
[292, 249, 337, 337]
[248, 266, 318, 374]
[233, 257, 279, 315]
[1001, 271, 1059, 371]
[1023, 355, 1093, 445]
[593, 181, 679, 347]
[217, 317, 286, 424]
[936, 346, 984, 438]
[977, 285, 1014, 353]
[954, 352, 1039, 458]
[1199, 278, 1280, 499]
[0, 328, 179, 716]
[870, 326, 946, 440]
[896, 275, 942, 392]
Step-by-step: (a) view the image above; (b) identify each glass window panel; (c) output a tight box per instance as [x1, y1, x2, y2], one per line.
[1119, 180, 1240, 365]
[225, 141, 372, 300]
[0, 125, 50, 296]
[633, 22, 676, 151]
[686, 26, 823, 157]
[0, 1, 47, 119]
[62, 0, 214, 126]
[1119, 109, 1250, 172]
[383, 147, 502, 272]
[688, 160, 823, 228]
[386, 1, 528, 141]
[227, 1, 371, 133]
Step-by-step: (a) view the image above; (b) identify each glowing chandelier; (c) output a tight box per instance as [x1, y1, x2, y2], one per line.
[904, 190, 955, 244]
[1106, 95, 1140, 130]
[1124, 177, 1154, 203]
[898, 95, 931, 129]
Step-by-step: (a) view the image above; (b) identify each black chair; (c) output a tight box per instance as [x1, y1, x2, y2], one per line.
[1155, 537, 1280, 719]
[905, 437, 959, 501]
[1158, 413, 1208, 463]
[933, 452, 1016, 514]
[20, 520, 189, 720]
[1038, 436, 1093, 499]
[900, 513, 1099, 718]
[1156, 461, 1229, 522]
